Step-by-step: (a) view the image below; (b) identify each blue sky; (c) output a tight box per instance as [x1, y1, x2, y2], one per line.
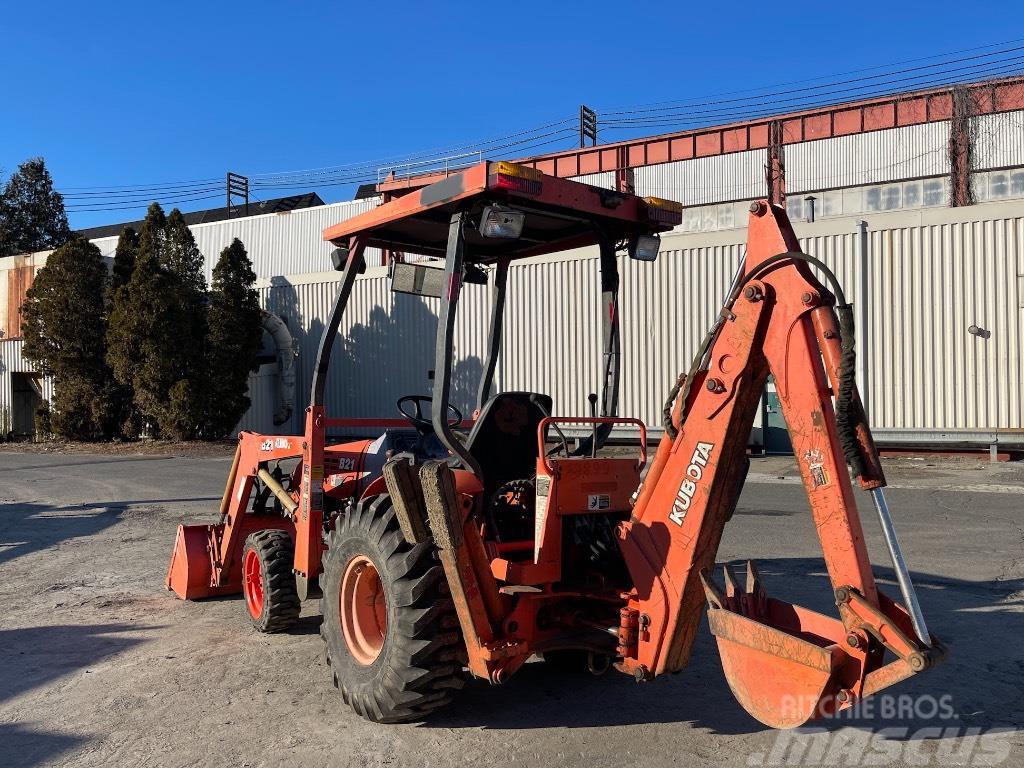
[3, 1, 1022, 229]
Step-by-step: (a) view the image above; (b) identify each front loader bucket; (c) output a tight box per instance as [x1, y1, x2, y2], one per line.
[703, 564, 865, 729]
[167, 523, 227, 600]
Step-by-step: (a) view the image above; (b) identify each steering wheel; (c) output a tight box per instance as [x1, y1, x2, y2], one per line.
[396, 395, 463, 436]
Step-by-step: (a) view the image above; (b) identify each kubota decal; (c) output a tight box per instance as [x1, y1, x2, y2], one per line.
[669, 442, 714, 526]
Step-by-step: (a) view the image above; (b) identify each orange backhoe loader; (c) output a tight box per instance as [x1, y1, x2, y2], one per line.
[168, 161, 943, 726]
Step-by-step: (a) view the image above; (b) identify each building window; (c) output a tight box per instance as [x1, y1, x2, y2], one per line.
[682, 208, 701, 233]
[1011, 171, 1024, 197]
[821, 190, 842, 217]
[990, 172, 1009, 199]
[904, 181, 922, 208]
[786, 196, 804, 220]
[922, 179, 944, 207]
[865, 186, 882, 211]
[702, 207, 718, 232]
[881, 185, 901, 210]
[717, 204, 734, 230]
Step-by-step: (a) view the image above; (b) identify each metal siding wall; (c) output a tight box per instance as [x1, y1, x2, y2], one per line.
[90, 236, 120, 258]
[619, 243, 746, 427]
[0, 339, 53, 432]
[974, 110, 1024, 171]
[500, 254, 602, 418]
[232, 203, 1024, 441]
[632, 150, 764, 205]
[189, 198, 382, 281]
[85, 199, 382, 279]
[247, 268, 491, 434]
[569, 172, 616, 189]
[786, 122, 950, 194]
[864, 214, 1023, 431]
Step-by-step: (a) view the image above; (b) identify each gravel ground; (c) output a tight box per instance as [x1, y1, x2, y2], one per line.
[0, 450, 1021, 767]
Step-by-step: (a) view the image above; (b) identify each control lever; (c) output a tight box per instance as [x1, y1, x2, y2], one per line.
[588, 393, 598, 458]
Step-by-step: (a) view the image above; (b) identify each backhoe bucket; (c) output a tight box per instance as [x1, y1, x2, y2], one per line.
[167, 523, 226, 600]
[702, 564, 859, 729]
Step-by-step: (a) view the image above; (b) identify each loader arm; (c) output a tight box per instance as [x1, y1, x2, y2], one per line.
[618, 201, 942, 728]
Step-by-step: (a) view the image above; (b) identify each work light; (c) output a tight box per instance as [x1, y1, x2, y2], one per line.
[628, 233, 661, 261]
[479, 205, 525, 239]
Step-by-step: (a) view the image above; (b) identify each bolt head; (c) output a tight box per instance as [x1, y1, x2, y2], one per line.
[801, 291, 814, 305]
[749, 201, 766, 216]
[846, 633, 862, 649]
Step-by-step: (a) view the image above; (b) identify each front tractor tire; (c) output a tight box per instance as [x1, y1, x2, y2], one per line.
[321, 494, 464, 723]
[241, 529, 301, 633]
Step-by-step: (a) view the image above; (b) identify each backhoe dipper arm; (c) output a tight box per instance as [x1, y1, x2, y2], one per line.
[617, 201, 939, 727]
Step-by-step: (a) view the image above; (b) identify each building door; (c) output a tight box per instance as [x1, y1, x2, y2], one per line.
[762, 376, 792, 454]
[11, 372, 42, 437]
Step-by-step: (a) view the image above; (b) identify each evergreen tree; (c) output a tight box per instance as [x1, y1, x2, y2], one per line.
[20, 236, 116, 439]
[205, 239, 262, 438]
[0, 158, 71, 257]
[110, 226, 139, 298]
[105, 227, 141, 435]
[107, 203, 209, 439]
[161, 209, 208, 438]
[107, 203, 170, 436]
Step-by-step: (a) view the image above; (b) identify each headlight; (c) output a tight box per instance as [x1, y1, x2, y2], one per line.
[479, 205, 525, 239]
[628, 234, 661, 262]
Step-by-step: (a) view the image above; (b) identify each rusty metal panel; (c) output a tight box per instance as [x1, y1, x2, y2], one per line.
[632, 150, 764, 206]
[5, 265, 33, 339]
[786, 122, 949, 195]
[974, 110, 1024, 171]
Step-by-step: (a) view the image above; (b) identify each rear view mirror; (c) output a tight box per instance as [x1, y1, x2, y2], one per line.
[391, 262, 446, 299]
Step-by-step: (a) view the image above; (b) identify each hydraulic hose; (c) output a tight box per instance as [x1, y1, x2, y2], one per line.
[664, 251, 865, 478]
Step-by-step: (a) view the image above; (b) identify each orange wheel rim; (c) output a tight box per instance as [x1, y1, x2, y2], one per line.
[243, 548, 264, 620]
[340, 555, 387, 665]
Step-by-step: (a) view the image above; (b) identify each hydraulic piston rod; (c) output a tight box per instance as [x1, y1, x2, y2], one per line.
[869, 488, 930, 646]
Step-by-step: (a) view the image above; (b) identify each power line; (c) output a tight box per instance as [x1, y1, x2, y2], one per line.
[61, 41, 1024, 215]
[600, 57, 1024, 128]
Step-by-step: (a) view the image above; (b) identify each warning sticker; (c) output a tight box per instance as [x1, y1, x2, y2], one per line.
[587, 494, 610, 511]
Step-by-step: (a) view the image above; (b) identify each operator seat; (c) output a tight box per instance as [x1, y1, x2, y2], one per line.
[465, 392, 553, 500]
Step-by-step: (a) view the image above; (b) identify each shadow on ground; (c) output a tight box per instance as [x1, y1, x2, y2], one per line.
[0, 497, 217, 567]
[426, 558, 1024, 738]
[1, 622, 155, 768]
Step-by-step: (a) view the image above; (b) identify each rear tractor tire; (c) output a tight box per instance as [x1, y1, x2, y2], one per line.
[321, 494, 465, 723]
[241, 529, 301, 633]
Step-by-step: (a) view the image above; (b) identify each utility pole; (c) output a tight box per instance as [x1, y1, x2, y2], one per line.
[579, 105, 598, 148]
[226, 172, 250, 218]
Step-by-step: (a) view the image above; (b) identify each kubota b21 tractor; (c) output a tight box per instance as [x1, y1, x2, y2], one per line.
[168, 160, 942, 726]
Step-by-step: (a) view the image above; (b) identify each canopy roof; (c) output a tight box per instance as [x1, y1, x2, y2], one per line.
[322, 161, 681, 262]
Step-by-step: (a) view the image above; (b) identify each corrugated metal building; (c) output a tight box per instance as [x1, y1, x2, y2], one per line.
[2, 78, 1022, 450]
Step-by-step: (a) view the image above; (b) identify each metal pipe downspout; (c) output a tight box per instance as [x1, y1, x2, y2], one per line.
[260, 310, 298, 426]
